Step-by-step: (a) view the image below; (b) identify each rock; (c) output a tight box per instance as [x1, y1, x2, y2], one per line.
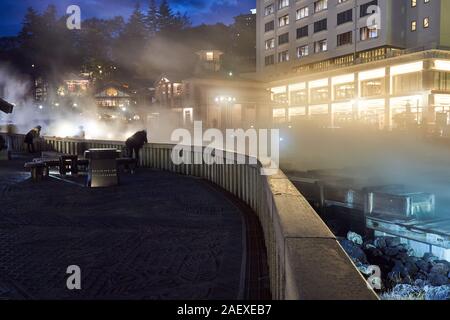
[407, 247, 416, 257]
[397, 252, 410, 263]
[374, 237, 387, 249]
[396, 244, 410, 253]
[416, 259, 430, 273]
[431, 263, 450, 276]
[340, 239, 368, 263]
[423, 253, 438, 263]
[366, 247, 383, 258]
[385, 237, 401, 248]
[416, 271, 429, 281]
[364, 242, 376, 250]
[392, 260, 410, 278]
[355, 262, 372, 276]
[347, 231, 363, 246]
[428, 273, 450, 286]
[414, 279, 429, 288]
[384, 247, 400, 257]
[405, 261, 419, 276]
[424, 285, 450, 300]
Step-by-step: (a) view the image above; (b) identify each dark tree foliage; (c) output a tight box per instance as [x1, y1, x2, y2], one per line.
[0, 1, 255, 86]
[146, 0, 159, 36]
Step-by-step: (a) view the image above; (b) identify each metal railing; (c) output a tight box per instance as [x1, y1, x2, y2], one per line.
[1, 133, 378, 300]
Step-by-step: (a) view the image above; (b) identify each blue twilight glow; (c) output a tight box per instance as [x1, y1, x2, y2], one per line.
[0, 0, 255, 36]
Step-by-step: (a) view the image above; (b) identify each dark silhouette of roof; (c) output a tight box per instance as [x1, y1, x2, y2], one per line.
[0, 98, 14, 114]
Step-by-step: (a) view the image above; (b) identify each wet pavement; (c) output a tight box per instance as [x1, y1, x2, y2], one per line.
[0, 154, 250, 300]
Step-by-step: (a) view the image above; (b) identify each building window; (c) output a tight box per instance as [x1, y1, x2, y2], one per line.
[392, 73, 422, 94]
[434, 72, 450, 91]
[296, 6, 309, 20]
[314, 0, 328, 13]
[411, 0, 417, 7]
[337, 9, 353, 25]
[360, 0, 378, 18]
[411, 20, 417, 31]
[337, 31, 353, 46]
[265, 38, 275, 50]
[264, 4, 275, 16]
[334, 83, 355, 100]
[310, 87, 329, 104]
[206, 52, 214, 61]
[296, 25, 309, 39]
[423, 17, 430, 28]
[265, 55, 275, 66]
[361, 78, 385, 97]
[297, 45, 309, 58]
[360, 26, 379, 40]
[314, 39, 328, 53]
[290, 90, 308, 105]
[278, 50, 290, 62]
[314, 19, 327, 33]
[279, 14, 290, 27]
[278, 0, 289, 10]
[278, 32, 289, 45]
[265, 20, 275, 32]
[278, 0, 289, 9]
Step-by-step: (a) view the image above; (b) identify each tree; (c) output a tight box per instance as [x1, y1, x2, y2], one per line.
[158, 0, 173, 33]
[146, 0, 159, 35]
[19, 7, 40, 41]
[123, 2, 148, 41]
[157, 0, 190, 35]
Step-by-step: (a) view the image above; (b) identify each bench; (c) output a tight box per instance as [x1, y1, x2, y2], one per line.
[117, 158, 138, 174]
[24, 162, 48, 182]
[59, 155, 79, 176]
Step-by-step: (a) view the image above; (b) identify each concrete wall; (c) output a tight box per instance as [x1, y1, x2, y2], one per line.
[2, 133, 378, 300]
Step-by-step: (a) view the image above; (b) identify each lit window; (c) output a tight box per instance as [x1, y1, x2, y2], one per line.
[423, 17, 430, 28]
[411, 20, 417, 31]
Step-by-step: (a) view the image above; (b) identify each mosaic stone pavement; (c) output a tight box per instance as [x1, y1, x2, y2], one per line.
[0, 157, 245, 300]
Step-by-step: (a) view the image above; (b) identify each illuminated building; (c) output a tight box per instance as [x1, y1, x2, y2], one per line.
[95, 84, 136, 121]
[256, 0, 450, 129]
[154, 50, 270, 129]
[57, 74, 91, 97]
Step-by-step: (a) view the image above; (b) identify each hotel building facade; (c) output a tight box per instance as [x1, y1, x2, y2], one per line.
[256, 0, 450, 130]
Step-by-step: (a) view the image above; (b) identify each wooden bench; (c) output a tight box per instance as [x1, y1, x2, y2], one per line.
[24, 161, 48, 182]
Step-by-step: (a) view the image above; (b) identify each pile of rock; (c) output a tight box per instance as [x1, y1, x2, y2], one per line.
[339, 231, 450, 300]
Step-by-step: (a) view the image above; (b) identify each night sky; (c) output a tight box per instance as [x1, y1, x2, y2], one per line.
[0, 0, 256, 36]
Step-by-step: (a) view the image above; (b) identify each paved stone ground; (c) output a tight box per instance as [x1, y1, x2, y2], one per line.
[0, 154, 254, 300]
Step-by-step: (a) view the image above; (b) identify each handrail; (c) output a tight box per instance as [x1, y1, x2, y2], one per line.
[1, 133, 379, 300]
